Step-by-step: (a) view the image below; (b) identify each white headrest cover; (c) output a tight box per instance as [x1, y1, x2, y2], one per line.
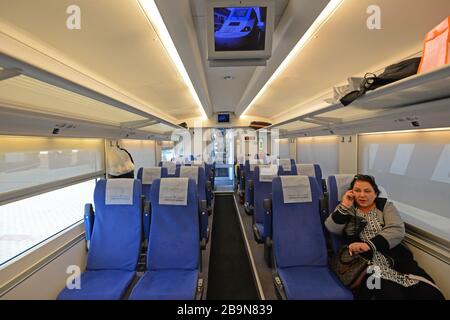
[280, 176, 312, 204]
[296, 164, 316, 178]
[159, 178, 189, 206]
[142, 167, 162, 185]
[105, 179, 134, 205]
[162, 161, 176, 175]
[277, 159, 292, 171]
[180, 166, 199, 184]
[259, 165, 278, 182]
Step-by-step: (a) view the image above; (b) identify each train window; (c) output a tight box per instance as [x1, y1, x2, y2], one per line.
[296, 136, 339, 178]
[359, 130, 450, 241]
[0, 136, 104, 202]
[0, 179, 96, 266]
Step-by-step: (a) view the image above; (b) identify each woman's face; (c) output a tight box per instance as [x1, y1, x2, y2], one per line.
[352, 180, 377, 208]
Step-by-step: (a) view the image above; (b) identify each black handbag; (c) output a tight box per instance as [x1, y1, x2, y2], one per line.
[330, 245, 369, 290]
[339, 57, 421, 106]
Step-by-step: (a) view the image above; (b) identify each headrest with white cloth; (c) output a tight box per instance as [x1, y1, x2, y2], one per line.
[159, 178, 189, 206]
[259, 165, 278, 182]
[180, 166, 199, 184]
[296, 164, 316, 178]
[142, 167, 162, 185]
[277, 159, 292, 171]
[105, 179, 135, 205]
[162, 161, 177, 175]
[249, 159, 263, 171]
[280, 176, 312, 204]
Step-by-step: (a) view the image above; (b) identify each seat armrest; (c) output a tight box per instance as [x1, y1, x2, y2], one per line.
[196, 277, 204, 300]
[273, 271, 288, 300]
[143, 199, 151, 246]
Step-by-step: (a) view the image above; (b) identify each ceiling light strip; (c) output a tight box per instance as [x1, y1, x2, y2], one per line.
[359, 127, 450, 136]
[241, 0, 345, 116]
[138, 0, 207, 119]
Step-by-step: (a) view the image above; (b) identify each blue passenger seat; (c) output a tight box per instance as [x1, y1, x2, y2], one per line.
[129, 178, 202, 300]
[58, 179, 142, 300]
[271, 176, 353, 300]
[252, 165, 278, 244]
[137, 167, 168, 242]
[179, 166, 209, 246]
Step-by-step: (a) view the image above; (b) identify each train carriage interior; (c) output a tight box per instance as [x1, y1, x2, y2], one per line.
[1, 0, 450, 303]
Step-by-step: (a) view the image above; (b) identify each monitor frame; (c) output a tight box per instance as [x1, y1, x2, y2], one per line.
[206, 0, 275, 61]
[217, 113, 231, 123]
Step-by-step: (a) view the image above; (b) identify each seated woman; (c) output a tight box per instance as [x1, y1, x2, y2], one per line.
[325, 174, 444, 300]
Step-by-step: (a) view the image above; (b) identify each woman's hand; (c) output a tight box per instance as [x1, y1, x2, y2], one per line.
[348, 242, 370, 256]
[341, 190, 355, 209]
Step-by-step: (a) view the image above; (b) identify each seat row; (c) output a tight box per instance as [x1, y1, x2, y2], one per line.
[58, 177, 203, 300]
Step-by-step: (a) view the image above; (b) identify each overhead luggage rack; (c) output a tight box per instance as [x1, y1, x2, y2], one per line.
[265, 63, 450, 136]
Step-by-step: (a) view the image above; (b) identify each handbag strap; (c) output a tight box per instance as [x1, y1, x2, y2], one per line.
[407, 274, 441, 291]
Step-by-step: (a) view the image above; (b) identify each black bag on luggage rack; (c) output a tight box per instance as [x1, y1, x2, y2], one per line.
[339, 57, 422, 106]
[363, 57, 422, 91]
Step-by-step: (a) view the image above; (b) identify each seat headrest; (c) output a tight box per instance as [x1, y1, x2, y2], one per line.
[334, 174, 355, 201]
[159, 178, 189, 206]
[280, 176, 312, 203]
[277, 159, 291, 171]
[296, 164, 315, 178]
[180, 166, 199, 184]
[141, 167, 162, 185]
[259, 165, 278, 182]
[162, 161, 177, 175]
[105, 179, 135, 205]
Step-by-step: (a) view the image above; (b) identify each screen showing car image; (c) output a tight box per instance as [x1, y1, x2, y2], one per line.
[217, 114, 230, 123]
[214, 7, 267, 51]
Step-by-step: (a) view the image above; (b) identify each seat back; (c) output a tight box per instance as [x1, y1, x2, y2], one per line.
[87, 179, 142, 271]
[147, 178, 199, 271]
[327, 175, 355, 213]
[254, 165, 278, 238]
[137, 167, 168, 199]
[294, 164, 323, 194]
[159, 161, 179, 177]
[245, 159, 262, 205]
[276, 159, 295, 175]
[272, 176, 326, 268]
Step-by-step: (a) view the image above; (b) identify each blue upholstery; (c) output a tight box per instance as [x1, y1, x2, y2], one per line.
[58, 179, 141, 300]
[57, 270, 136, 300]
[137, 167, 168, 199]
[271, 176, 352, 300]
[137, 167, 168, 241]
[179, 166, 208, 241]
[327, 175, 355, 253]
[244, 160, 261, 212]
[293, 164, 323, 195]
[158, 161, 180, 177]
[129, 178, 199, 300]
[253, 166, 276, 242]
[278, 267, 352, 300]
[129, 270, 198, 300]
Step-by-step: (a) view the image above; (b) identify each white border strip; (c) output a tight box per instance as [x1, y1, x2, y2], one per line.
[232, 194, 265, 300]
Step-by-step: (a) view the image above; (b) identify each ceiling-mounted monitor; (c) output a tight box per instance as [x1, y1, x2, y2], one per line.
[206, 0, 275, 64]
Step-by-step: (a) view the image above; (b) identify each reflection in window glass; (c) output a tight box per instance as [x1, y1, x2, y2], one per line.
[359, 131, 450, 241]
[0, 179, 96, 266]
[296, 136, 339, 179]
[0, 136, 104, 195]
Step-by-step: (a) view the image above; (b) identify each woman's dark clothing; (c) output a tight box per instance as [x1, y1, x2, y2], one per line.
[325, 198, 444, 300]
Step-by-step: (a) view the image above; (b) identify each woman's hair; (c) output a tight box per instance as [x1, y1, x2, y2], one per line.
[349, 174, 380, 197]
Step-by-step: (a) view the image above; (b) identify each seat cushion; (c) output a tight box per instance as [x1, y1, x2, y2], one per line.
[129, 269, 198, 300]
[57, 270, 136, 300]
[278, 266, 353, 300]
